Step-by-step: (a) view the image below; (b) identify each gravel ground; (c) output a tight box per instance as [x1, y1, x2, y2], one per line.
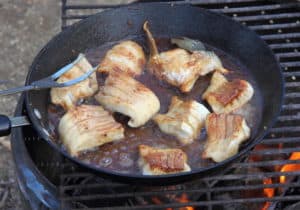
[0, 0, 60, 209]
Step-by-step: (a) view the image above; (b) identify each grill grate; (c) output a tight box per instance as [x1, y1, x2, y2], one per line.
[58, 0, 300, 209]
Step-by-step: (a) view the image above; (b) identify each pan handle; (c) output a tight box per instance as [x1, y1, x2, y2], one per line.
[0, 115, 30, 136]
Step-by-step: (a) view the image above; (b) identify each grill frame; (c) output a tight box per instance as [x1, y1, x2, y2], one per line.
[22, 0, 300, 209]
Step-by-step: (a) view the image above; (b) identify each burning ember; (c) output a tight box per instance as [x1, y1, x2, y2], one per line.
[173, 193, 194, 210]
[261, 152, 300, 210]
[152, 193, 195, 210]
[280, 152, 300, 183]
[262, 178, 274, 210]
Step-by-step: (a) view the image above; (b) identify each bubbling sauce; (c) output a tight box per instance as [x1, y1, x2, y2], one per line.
[47, 36, 262, 174]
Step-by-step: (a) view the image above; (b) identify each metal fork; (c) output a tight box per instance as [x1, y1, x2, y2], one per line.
[0, 54, 99, 96]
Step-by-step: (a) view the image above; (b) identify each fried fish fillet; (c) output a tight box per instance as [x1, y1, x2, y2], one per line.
[154, 96, 210, 145]
[58, 105, 124, 156]
[50, 56, 98, 110]
[203, 113, 251, 162]
[95, 72, 160, 127]
[202, 72, 254, 113]
[143, 21, 227, 93]
[138, 145, 191, 175]
[98, 40, 146, 76]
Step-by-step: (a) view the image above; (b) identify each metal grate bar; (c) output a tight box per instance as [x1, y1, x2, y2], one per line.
[277, 52, 300, 58]
[261, 137, 300, 144]
[270, 42, 300, 49]
[72, 196, 300, 210]
[261, 33, 300, 40]
[61, 183, 300, 201]
[249, 22, 300, 30]
[233, 12, 300, 22]
[211, 3, 299, 13]
[282, 103, 300, 109]
[61, 181, 300, 195]
[233, 159, 300, 167]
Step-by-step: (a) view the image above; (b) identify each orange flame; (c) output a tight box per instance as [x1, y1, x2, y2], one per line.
[261, 178, 274, 210]
[152, 193, 194, 210]
[280, 152, 300, 183]
[174, 193, 194, 210]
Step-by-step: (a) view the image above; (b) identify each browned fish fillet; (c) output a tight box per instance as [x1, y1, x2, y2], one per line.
[202, 72, 254, 113]
[50, 56, 98, 110]
[98, 40, 146, 76]
[154, 96, 210, 145]
[95, 72, 160, 127]
[143, 21, 227, 93]
[58, 105, 124, 156]
[203, 113, 251, 162]
[138, 145, 191, 175]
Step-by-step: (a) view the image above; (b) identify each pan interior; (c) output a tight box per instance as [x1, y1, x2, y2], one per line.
[47, 35, 263, 175]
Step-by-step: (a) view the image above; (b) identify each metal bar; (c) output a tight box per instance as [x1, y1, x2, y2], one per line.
[204, 171, 300, 181]
[73, 195, 300, 210]
[282, 103, 300, 109]
[62, 15, 89, 20]
[277, 52, 300, 59]
[61, 181, 300, 194]
[233, 159, 300, 168]
[61, 182, 300, 201]
[188, 0, 265, 5]
[210, 3, 299, 13]
[285, 93, 300, 98]
[269, 42, 300, 49]
[234, 12, 300, 22]
[261, 33, 300, 40]
[281, 62, 300, 68]
[65, 5, 122, 9]
[260, 137, 300, 144]
[249, 22, 300, 30]
[285, 82, 300, 88]
[278, 115, 300, 121]
[250, 147, 300, 155]
[61, 0, 67, 30]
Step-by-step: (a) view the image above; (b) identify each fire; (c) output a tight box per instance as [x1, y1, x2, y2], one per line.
[174, 193, 194, 210]
[151, 193, 194, 210]
[280, 152, 300, 183]
[261, 178, 274, 210]
[261, 152, 300, 210]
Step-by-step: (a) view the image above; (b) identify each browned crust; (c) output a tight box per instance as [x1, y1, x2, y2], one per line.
[206, 113, 244, 141]
[211, 80, 248, 105]
[139, 145, 187, 173]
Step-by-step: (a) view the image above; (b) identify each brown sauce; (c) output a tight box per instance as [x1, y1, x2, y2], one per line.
[47, 36, 262, 174]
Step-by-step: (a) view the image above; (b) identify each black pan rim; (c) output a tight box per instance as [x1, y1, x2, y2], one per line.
[24, 2, 284, 183]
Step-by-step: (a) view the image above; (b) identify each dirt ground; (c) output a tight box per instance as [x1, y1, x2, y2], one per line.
[0, 1, 135, 209]
[0, 0, 60, 209]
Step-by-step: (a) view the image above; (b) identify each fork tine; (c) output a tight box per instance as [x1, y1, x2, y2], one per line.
[50, 53, 85, 79]
[54, 64, 99, 88]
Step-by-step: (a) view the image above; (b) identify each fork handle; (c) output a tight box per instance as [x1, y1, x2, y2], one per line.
[0, 85, 35, 96]
[0, 115, 11, 136]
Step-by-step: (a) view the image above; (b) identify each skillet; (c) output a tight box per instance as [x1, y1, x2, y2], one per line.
[0, 2, 284, 184]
